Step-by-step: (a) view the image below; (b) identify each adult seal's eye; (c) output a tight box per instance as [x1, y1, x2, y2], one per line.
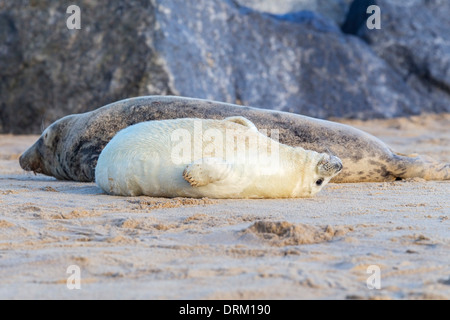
[316, 179, 324, 186]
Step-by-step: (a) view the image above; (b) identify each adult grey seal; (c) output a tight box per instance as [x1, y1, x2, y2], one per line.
[19, 96, 449, 183]
[95, 117, 343, 198]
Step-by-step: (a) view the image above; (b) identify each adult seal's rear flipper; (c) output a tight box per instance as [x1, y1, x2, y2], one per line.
[183, 158, 234, 187]
[392, 152, 450, 181]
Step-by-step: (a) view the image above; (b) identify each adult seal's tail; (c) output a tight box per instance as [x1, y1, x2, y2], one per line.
[18, 96, 450, 183]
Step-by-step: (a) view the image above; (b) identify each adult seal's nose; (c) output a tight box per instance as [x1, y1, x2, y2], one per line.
[19, 153, 26, 169]
[19, 142, 43, 173]
[19, 150, 33, 171]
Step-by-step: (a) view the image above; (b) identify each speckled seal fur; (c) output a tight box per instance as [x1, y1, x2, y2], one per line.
[19, 96, 450, 183]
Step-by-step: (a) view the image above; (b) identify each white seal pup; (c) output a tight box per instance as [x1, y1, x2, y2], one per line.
[95, 117, 343, 198]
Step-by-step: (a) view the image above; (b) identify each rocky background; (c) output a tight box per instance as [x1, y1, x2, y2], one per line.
[0, 0, 449, 134]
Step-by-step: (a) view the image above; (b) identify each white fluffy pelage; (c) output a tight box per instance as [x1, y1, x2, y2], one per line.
[95, 117, 342, 198]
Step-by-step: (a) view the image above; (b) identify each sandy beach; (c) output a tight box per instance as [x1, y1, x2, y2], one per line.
[0, 114, 449, 300]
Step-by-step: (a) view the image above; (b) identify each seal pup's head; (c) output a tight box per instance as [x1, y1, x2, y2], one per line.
[292, 150, 343, 197]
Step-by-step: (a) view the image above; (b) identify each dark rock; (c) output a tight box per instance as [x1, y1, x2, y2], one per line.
[235, 0, 352, 26]
[361, 0, 450, 114]
[154, 0, 423, 118]
[0, 0, 448, 134]
[0, 0, 171, 134]
[341, 0, 377, 35]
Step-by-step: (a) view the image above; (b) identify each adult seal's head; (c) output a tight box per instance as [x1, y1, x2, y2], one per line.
[19, 115, 78, 180]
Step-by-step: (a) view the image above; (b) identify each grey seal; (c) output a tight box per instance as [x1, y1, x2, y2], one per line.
[19, 96, 449, 183]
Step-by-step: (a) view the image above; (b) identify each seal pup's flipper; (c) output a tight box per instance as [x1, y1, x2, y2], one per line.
[183, 158, 234, 187]
[223, 116, 258, 132]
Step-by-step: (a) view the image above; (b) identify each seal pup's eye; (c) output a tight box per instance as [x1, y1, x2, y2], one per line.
[316, 179, 324, 186]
